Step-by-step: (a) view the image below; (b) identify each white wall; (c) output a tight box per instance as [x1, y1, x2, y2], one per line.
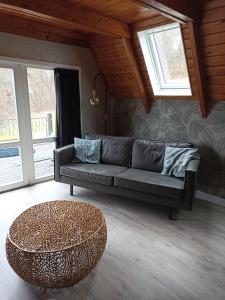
[0, 32, 105, 135]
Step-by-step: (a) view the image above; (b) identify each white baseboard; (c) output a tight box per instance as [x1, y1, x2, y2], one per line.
[196, 190, 225, 208]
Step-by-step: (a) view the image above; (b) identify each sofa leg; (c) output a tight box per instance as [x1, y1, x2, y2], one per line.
[70, 185, 73, 196]
[168, 209, 178, 220]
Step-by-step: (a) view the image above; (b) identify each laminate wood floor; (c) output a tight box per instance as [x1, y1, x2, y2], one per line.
[0, 181, 225, 300]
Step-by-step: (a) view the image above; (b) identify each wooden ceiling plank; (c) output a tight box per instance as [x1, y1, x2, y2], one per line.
[0, 0, 130, 38]
[67, 0, 158, 23]
[130, 15, 171, 32]
[128, 0, 199, 23]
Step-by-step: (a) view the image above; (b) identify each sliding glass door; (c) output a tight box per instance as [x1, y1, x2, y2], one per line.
[27, 67, 56, 180]
[0, 62, 57, 192]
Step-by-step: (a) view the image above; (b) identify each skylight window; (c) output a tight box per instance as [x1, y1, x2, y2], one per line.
[138, 23, 192, 96]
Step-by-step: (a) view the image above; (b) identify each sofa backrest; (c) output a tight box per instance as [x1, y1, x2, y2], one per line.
[86, 134, 133, 167]
[85, 134, 193, 171]
[131, 139, 193, 173]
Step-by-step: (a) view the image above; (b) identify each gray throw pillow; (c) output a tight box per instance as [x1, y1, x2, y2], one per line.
[74, 138, 101, 164]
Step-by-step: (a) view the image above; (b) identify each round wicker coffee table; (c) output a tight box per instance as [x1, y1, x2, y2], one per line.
[6, 200, 107, 288]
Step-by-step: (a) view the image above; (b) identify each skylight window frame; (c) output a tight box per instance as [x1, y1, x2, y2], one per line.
[138, 23, 192, 97]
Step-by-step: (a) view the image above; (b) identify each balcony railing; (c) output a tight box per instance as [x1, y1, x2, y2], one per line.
[0, 118, 18, 141]
[0, 113, 54, 142]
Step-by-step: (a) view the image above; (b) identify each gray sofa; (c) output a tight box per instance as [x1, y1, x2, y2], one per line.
[54, 134, 200, 219]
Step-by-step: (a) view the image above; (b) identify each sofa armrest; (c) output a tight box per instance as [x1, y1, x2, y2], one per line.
[54, 144, 74, 182]
[183, 155, 200, 210]
[186, 157, 200, 173]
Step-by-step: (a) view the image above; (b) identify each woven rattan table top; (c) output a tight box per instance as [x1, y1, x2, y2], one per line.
[8, 200, 104, 253]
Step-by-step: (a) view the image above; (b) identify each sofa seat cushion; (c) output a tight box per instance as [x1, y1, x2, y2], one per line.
[114, 168, 184, 200]
[60, 163, 127, 186]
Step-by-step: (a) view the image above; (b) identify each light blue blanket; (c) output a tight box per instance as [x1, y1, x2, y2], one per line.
[161, 147, 198, 178]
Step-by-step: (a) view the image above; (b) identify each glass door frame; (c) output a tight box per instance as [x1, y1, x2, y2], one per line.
[0, 58, 81, 193]
[26, 65, 57, 182]
[0, 61, 34, 192]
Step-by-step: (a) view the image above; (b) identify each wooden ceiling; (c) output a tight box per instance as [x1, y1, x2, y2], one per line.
[0, 0, 223, 118]
[0, 0, 198, 42]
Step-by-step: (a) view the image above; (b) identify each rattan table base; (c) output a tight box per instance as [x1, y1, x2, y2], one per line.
[6, 200, 107, 288]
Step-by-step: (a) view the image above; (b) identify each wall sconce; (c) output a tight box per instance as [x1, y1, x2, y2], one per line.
[90, 73, 108, 134]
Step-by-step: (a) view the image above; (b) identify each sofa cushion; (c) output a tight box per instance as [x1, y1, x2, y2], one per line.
[86, 134, 133, 167]
[131, 139, 193, 173]
[114, 168, 184, 200]
[60, 163, 127, 186]
[132, 140, 165, 172]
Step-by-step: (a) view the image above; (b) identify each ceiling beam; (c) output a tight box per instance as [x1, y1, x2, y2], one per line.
[129, 0, 199, 23]
[122, 38, 151, 113]
[0, 11, 90, 47]
[188, 22, 208, 118]
[0, 0, 130, 38]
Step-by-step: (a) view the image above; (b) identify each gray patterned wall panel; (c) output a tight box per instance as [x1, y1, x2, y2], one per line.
[114, 99, 225, 199]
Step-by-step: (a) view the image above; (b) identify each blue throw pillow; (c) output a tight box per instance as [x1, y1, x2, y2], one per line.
[161, 146, 198, 178]
[74, 138, 101, 164]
